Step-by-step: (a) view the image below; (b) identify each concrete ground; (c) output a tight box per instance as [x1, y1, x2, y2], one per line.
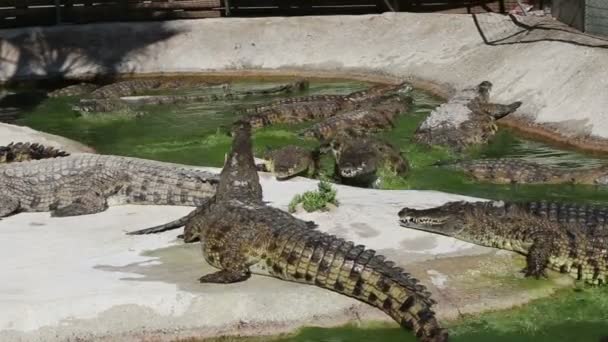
[1, 13, 607, 151]
[0, 126, 573, 341]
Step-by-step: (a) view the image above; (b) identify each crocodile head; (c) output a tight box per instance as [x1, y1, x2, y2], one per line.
[331, 137, 380, 185]
[0, 145, 11, 163]
[399, 200, 504, 237]
[264, 145, 313, 180]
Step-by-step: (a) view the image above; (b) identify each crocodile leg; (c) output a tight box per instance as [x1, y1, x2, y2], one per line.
[199, 269, 251, 284]
[0, 197, 20, 217]
[50, 192, 109, 217]
[524, 237, 552, 279]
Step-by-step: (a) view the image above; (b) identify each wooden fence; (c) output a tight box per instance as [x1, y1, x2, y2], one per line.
[0, 0, 222, 28]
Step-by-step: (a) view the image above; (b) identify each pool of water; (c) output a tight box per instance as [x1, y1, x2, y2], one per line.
[8, 76, 608, 205]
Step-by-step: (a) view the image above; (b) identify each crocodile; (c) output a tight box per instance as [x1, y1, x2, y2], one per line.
[242, 82, 412, 129]
[0, 154, 218, 218]
[438, 158, 608, 185]
[48, 83, 99, 98]
[258, 145, 321, 180]
[72, 79, 309, 115]
[331, 135, 409, 187]
[128, 120, 448, 342]
[399, 200, 608, 285]
[300, 93, 413, 142]
[0, 142, 69, 164]
[89, 78, 225, 99]
[414, 81, 522, 151]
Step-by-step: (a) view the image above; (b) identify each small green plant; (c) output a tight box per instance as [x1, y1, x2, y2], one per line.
[288, 181, 339, 213]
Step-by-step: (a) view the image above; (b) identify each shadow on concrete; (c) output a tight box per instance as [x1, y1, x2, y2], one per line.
[0, 23, 183, 121]
[473, 13, 608, 49]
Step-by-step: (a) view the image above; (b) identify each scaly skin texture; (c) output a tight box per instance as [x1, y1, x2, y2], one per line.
[242, 82, 411, 129]
[0, 154, 218, 218]
[72, 79, 308, 115]
[331, 135, 409, 187]
[414, 81, 522, 151]
[129, 121, 448, 342]
[0, 142, 69, 163]
[89, 78, 221, 99]
[441, 158, 608, 185]
[301, 94, 413, 142]
[48, 83, 98, 98]
[399, 201, 608, 285]
[261, 145, 320, 180]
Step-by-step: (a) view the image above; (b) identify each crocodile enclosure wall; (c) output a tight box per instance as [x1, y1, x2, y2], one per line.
[1, 12, 607, 152]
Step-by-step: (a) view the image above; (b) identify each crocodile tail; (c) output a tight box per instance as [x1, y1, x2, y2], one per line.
[126, 205, 204, 235]
[268, 230, 447, 342]
[0, 142, 70, 163]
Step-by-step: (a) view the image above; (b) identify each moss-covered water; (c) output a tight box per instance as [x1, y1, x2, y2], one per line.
[5, 77, 608, 341]
[10, 77, 608, 205]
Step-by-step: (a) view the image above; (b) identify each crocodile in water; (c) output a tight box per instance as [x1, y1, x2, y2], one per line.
[438, 158, 608, 185]
[128, 120, 448, 342]
[48, 83, 99, 98]
[399, 200, 608, 285]
[331, 134, 409, 187]
[0, 142, 69, 164]
[72, 79, 309, 115]
[414, 81, 522, 151]
[242, 82, 412, 129]
[300, 93, 413, 142]
[0, 154, 218, 218]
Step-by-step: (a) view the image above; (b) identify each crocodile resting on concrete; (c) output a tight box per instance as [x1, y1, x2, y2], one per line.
[128, 121, 448, 342]
[331, 135, 409, 187]
[0, 142, 69, 163]
[242, 82, 411, 129]
[0, 154, 218, 217]
[258, 145, 320, 180]
[300, 93, 413, 142]
[414, 81, 522, 152]
[72, 79, 309, 115]
[399, 201, 608, 285]
[439, 158, 608, 185]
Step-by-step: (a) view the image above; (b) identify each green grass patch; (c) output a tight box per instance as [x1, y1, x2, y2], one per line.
[288, 181, 339, 213]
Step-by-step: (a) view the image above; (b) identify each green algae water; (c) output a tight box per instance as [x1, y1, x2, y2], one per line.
[5, 77, 608, 341]
[11, 77, 608, 205]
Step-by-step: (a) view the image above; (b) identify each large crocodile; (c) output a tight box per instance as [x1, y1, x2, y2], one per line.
[242, 82, 411, 129]
[300, 93, 413, 142]
[128, 121, 448, 342]
[0, 154, 218, 217]
[414, 81, 522, 151]
[72, 79, 309, 115]
[0, 142, 69, 164]
[399, 201, 608, 285]
[331, 135, 409, 187]
[48, 83, 98, 98]
[258, 145, 320, 180]
[438, 158, 608, 185]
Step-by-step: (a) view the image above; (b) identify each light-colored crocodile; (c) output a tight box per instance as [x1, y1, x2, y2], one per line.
[0, 154, 218, 217]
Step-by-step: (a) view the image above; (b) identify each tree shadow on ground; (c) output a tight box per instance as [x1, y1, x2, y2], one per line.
[0, 22, 184, 122]
[472, 13, 608, 49]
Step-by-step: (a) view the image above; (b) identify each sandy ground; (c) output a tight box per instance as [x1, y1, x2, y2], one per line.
[1, 13, 607, 150]
[0, 125, 573, 341]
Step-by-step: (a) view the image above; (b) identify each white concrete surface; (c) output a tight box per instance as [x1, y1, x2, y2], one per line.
[1, 13, 607, 145]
